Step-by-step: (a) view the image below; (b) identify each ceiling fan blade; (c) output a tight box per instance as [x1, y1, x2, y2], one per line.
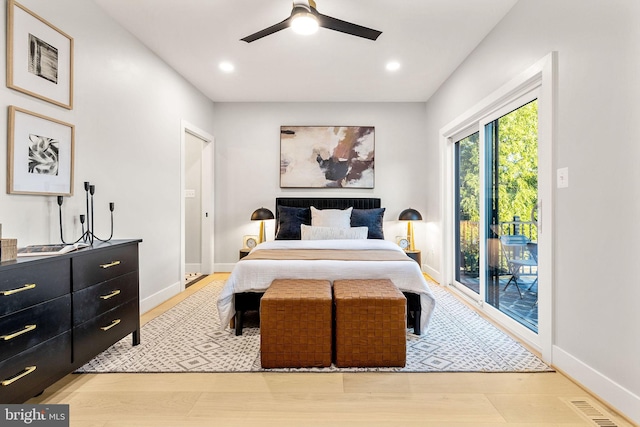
[241, 17, 291, 43]
[316, 13, 382, 41]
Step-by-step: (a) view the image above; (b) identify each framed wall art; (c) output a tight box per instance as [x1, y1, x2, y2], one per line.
[280, 126, 375, 188]
[7, 106, 75, 196]
[6, 0, 74, 109]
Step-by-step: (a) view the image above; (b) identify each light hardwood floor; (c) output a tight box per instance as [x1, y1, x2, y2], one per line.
[28, 273, 633, 427]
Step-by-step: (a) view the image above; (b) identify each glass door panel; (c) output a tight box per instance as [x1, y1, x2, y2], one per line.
[484, 99, 539, 332]
[454, 132, 480, 294]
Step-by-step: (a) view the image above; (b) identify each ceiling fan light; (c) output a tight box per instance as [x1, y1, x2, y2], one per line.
[291, 13, 318, 35]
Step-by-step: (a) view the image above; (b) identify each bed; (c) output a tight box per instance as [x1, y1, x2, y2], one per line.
[217, 197, 436, 336]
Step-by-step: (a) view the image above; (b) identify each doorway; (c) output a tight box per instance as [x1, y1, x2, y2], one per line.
[181, 121, 214, 291]
[441, 54, 554, 358]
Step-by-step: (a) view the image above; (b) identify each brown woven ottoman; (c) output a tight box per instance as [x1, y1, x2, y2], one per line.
[333, 279, 406, 367]
[260, 279, 332, 368]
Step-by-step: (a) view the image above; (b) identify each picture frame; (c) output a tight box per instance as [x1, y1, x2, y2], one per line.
[7, 106, 75, 196]
[243, 235, 259, 249]
[6, 0, 74, 109]
[280, 126, 375, 188]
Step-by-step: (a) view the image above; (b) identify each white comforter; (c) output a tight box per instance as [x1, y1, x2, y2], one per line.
[217, 239, 436, 335]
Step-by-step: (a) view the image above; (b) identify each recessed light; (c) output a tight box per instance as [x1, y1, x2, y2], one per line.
[386, 61, 401, 72]
[219, 62, 235, 73]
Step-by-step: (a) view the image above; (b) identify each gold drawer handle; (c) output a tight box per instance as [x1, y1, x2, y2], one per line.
[1, 366, 37, 387]
[2, 324, 37, 341]
[100, 290, 121, 300]
[1, 283, 36, 296]
[100, 319, 121, 331]
[100, 260, 121, 269]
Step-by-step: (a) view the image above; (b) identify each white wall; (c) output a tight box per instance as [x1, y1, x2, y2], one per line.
[0, 0, 216, 311]
[211, 102, 429, 270]
[423, 0, 640, 423]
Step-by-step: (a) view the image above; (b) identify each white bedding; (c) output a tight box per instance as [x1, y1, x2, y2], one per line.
[217, 239, 436, 335]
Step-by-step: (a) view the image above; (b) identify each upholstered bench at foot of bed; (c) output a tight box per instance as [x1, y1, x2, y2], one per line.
[333, 279, 407, 368]
[260, 279, 333, 368]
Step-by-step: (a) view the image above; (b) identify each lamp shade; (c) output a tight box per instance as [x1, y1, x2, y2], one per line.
[251, 207, 274, 221]
[398, 208, 422, 221]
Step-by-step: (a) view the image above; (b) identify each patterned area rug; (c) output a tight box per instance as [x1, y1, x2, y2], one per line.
[76, 278, 552, 373]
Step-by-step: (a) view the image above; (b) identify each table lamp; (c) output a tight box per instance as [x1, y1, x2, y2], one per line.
[251, 207, 274, 243]
[398, 208, 422, 251]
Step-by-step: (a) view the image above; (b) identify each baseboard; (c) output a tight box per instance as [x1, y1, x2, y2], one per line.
[422, 264, 441, 283]
[553, 345, 640, 425]
[140, 280, 181, 314]
[214, 263, 235, 273]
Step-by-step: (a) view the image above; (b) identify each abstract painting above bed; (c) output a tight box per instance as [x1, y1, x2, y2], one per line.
[280, 126, 375, 188]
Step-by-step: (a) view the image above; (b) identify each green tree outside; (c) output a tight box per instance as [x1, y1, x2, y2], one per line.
[496, 100, 538, 237]
[457, 100, 538, 276]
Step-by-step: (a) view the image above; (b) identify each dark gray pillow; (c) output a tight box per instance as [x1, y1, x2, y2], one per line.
[351, 208, 385, 239]
[275, 206, 311, 240]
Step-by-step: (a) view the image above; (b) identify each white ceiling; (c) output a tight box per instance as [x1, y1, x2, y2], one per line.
[93, 0, 517, 102]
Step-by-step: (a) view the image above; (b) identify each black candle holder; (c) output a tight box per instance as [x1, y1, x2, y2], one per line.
[58, 181, 114, 245]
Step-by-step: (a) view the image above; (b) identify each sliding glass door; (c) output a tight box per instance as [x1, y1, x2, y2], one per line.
[454, 94, 539, 334]
[454, 132, 480, 294]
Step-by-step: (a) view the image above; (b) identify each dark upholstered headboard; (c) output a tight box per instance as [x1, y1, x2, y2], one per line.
[274, 197, 383, 240]
[275, 197, 381, 215]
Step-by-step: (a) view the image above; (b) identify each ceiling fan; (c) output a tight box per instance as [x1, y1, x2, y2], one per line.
[241, 0, 382, 43]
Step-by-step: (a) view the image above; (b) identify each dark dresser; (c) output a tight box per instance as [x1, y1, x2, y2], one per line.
[0, 239, 141, 403]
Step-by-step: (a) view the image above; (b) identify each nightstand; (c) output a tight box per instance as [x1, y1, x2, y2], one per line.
[405, 250, 421, 266]
[239, 248, 251, 259]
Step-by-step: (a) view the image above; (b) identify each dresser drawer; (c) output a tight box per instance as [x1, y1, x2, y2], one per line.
[0, 258, 70, 317]
[73, 271, 138, 326]
[72, 244, 138, 291]
[0, 331, 71, 403]
[0, 295, 71, 361]
[73, 298, 139, 366]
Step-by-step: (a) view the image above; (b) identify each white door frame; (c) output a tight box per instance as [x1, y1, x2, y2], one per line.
[439, 53, 555, 362]
[180, 120, 214, 291]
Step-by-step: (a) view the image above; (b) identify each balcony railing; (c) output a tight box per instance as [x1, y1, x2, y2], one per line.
[492, 216, 538, 242]
[459, 216, 538, 276]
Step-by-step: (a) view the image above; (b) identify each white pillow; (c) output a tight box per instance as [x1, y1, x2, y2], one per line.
[310, 206, 352, 228]
[301, 224, 368, 240]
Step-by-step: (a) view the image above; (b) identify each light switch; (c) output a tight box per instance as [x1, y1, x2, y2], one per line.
[557, 167, 569, 188]
[185, 189, 196, 198]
